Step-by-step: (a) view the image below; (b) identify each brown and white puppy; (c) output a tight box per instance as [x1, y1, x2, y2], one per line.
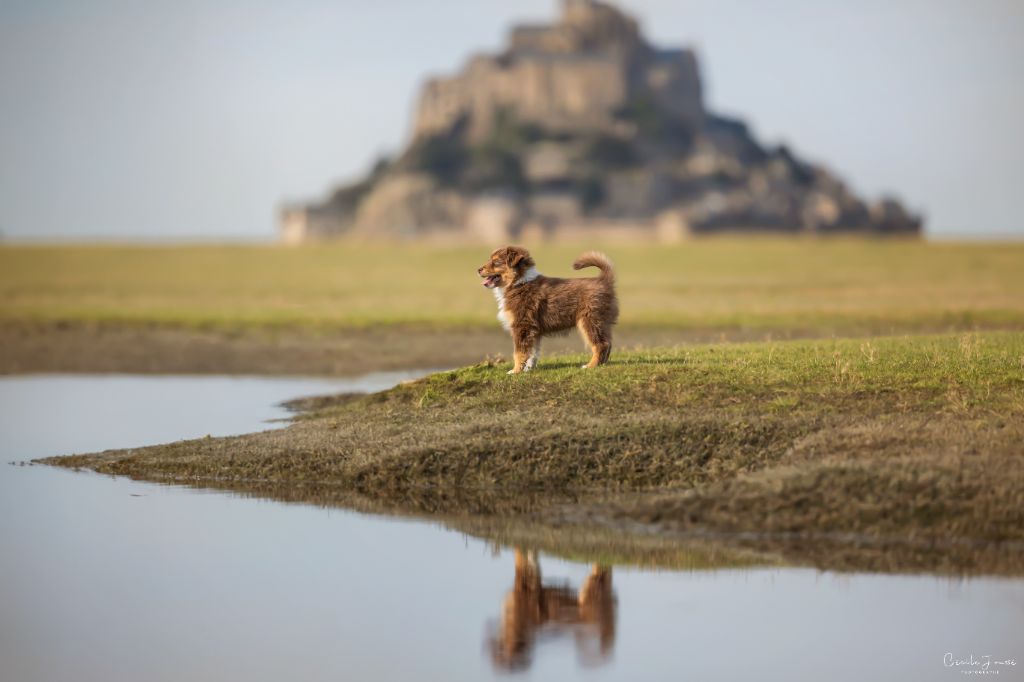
[477, 246, 619, 373]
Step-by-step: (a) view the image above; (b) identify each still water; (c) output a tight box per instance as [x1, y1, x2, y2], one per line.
[0, 374, 1020, 682]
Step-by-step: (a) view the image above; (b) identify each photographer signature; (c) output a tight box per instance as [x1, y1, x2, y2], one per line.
[944, 653, 1017, 675]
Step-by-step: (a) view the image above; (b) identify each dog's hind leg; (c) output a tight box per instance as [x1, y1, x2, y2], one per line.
[577, 319, 611, 369]
[599, 332, 612, 365]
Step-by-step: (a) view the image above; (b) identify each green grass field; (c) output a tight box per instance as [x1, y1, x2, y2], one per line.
[3, 239, 1023, 334]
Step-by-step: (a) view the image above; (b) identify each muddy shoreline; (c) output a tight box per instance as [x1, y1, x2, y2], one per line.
[0, 321, 506, 376]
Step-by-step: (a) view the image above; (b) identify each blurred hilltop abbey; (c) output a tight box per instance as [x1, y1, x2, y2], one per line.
[280, 0, 922, 243]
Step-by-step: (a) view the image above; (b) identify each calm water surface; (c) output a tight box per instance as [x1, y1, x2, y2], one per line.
[0, 374, 1020, 682]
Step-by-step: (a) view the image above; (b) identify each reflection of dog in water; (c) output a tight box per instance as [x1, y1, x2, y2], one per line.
[488, 548, 616, 671]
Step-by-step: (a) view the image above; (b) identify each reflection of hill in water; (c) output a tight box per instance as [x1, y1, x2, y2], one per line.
[282, 0, 921, 243]
[162, 479, 1023, 577]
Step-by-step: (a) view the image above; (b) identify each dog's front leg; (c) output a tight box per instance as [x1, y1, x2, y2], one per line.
[509, 329, 537, 375]
[524, 339, 541, 372]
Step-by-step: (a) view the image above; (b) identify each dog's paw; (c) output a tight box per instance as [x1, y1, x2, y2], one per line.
[580, 364, 590, 370]
[507, 368, 518, 375]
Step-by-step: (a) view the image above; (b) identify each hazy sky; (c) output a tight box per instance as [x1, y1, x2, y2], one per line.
[1, 0, 1022, 240]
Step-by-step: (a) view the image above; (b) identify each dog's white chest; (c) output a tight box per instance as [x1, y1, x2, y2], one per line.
[491, 269, 540, 333]
[492, 287, 513, 332]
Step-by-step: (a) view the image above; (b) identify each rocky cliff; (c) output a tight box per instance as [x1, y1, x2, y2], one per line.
[280, 0, 921, 243]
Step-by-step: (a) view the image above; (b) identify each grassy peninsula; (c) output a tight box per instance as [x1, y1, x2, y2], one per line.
[46, 331, 1024, 574]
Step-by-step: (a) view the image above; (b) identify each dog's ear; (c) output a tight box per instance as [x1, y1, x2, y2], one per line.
[505, 246, 530, 268]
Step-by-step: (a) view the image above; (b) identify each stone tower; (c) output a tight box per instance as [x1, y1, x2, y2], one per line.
[412, 0, 702, 141]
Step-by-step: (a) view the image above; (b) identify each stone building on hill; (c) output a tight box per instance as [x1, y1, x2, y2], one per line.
[280, 0, 921, 243]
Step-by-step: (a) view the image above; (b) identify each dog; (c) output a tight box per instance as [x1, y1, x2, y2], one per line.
[477, 246, 618, 373]
[488, 549, 616, 671]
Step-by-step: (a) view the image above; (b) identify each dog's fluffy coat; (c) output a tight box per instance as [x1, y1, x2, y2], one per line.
[477, 246, 619, 373]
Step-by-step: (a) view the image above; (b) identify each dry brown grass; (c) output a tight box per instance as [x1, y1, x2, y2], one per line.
[2, 240, 1023, 333]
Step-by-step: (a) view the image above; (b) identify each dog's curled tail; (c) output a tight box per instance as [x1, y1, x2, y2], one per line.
[572, 251, 615, 285]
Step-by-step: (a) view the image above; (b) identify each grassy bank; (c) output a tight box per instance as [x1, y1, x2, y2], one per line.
[46, 331, 1024, 574]
[3, 240, 1024, 334]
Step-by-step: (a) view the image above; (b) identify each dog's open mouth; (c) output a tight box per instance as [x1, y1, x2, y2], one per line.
[481, 274, 501, 288]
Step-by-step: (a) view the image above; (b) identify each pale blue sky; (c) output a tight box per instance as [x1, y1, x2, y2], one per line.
[1, 0, 1022, 240]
